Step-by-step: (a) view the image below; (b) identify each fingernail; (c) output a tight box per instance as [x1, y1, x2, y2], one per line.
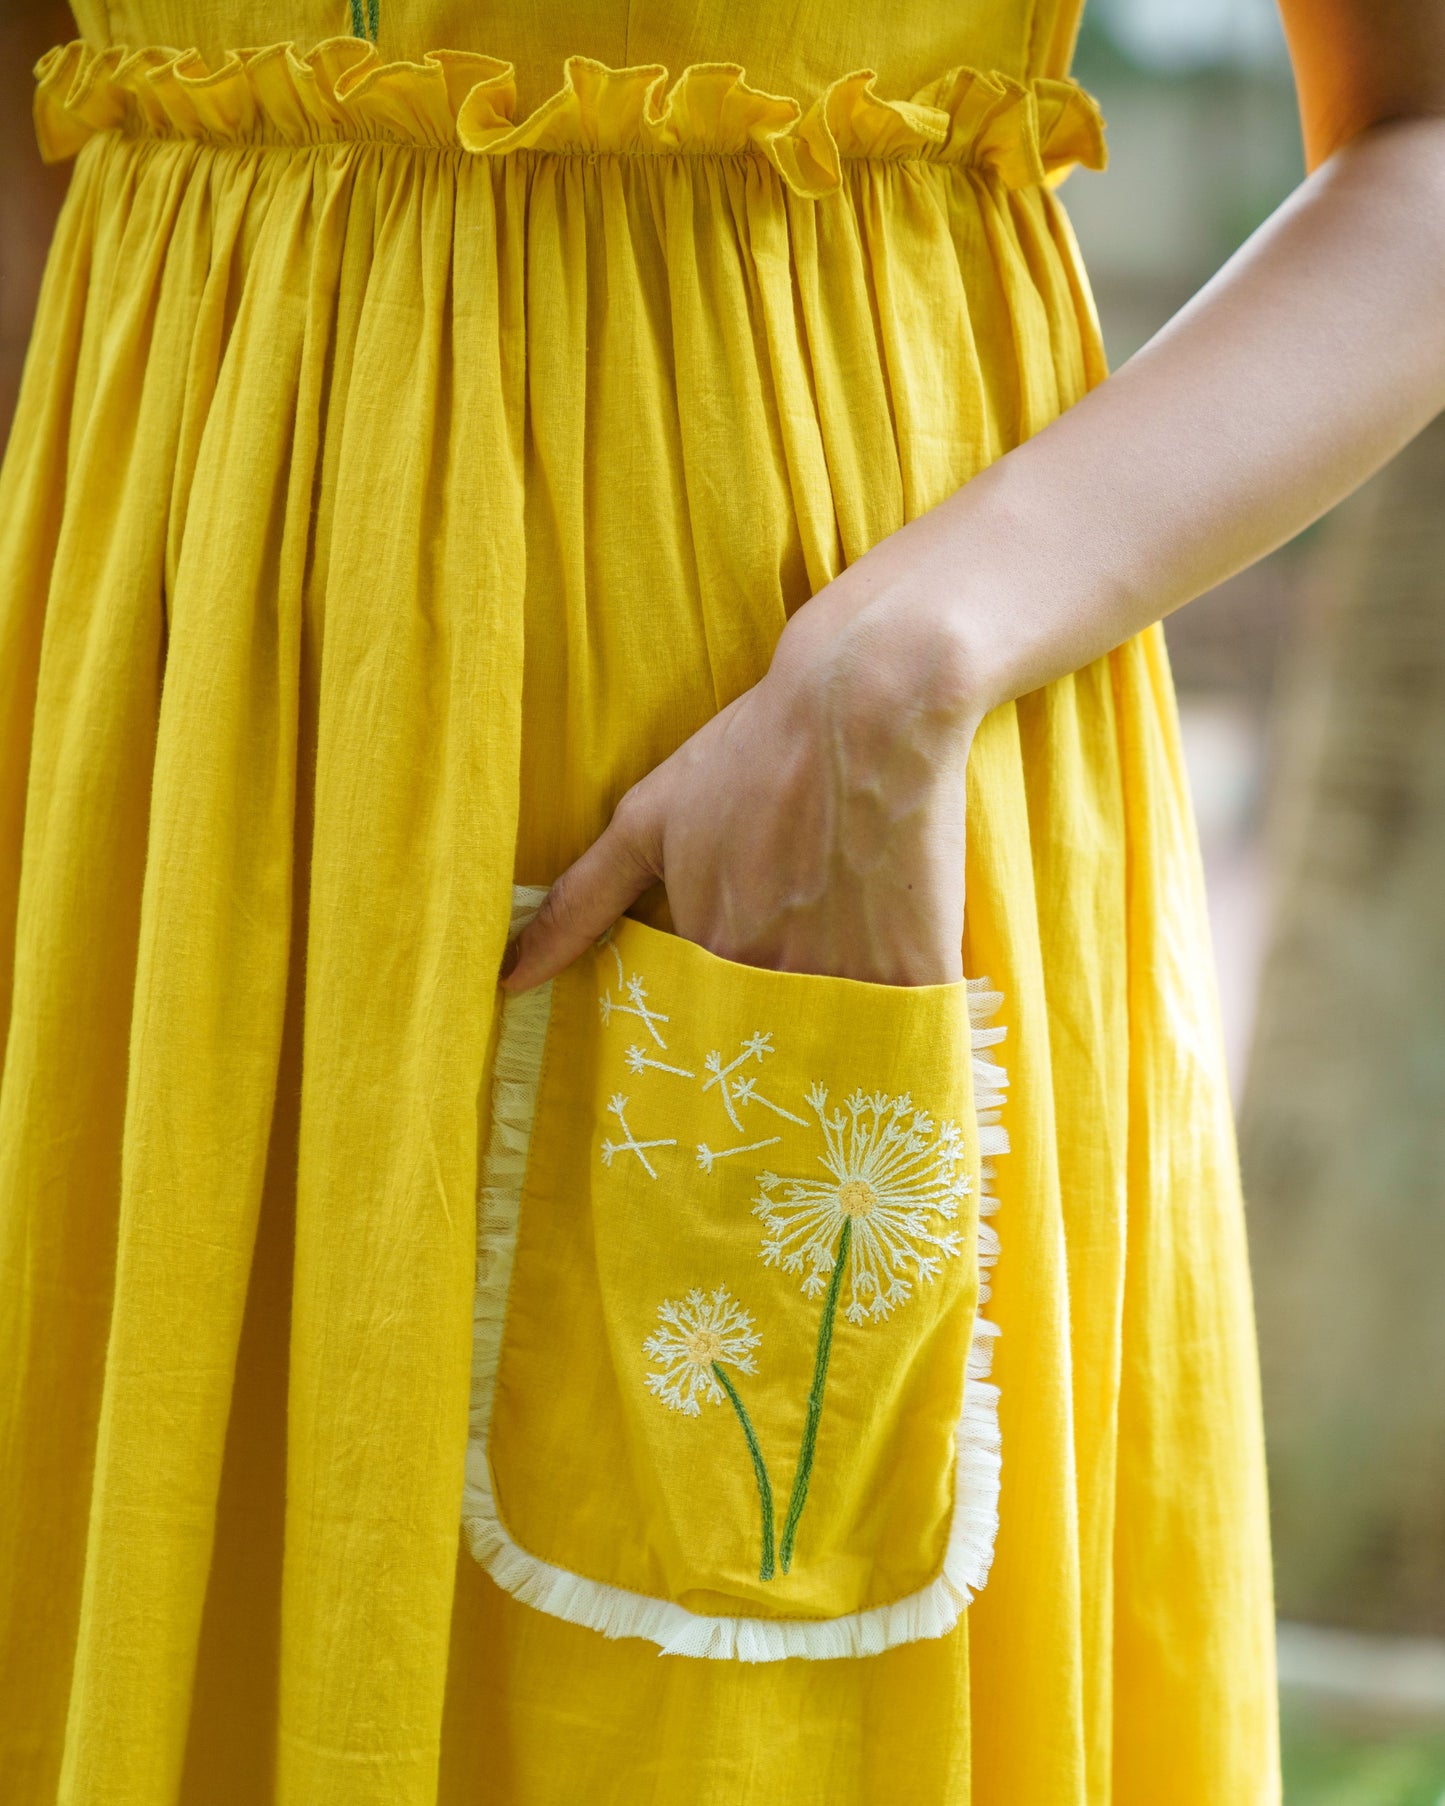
[498, 938, 521, 982]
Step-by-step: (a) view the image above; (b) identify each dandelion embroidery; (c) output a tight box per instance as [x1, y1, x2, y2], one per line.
[599, 974, 669, 1048]
[702, 1034, 805, 1131]
[644, 1286, 760, 1413]
[755, 1087, 968, 1324]
[644, 1287, 776, 1579]
[753, 1086, 971, 1571]
[625, 1044, 695, 1080]
[600, 1094, 677, 1179]
[728, 1073, 808, 1126]
[595, 944, 975, 1585]
[695, 1135, 782, 1174]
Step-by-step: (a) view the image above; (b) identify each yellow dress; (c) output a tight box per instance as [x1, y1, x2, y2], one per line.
[0, 1, 1279, 1802]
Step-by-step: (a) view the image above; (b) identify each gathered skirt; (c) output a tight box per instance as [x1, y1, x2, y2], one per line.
[0, 47, 1278, 1806]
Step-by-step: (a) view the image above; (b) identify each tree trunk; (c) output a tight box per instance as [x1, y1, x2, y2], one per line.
[1241, 411, 1445, 1636]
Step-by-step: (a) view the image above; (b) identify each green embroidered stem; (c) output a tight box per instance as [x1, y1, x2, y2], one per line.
[712, 1361, 776, 1583]
[367, 0, 380, 40]
[779, 1218, 852, 1574]
[349, 0, 379, 41]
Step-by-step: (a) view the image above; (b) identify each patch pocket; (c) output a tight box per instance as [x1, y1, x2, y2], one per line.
[464, 884, 1010, 1661]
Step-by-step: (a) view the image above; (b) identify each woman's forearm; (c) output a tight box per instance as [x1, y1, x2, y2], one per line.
[794, 115, 1445, 719]
[504, 104, 1445, 991]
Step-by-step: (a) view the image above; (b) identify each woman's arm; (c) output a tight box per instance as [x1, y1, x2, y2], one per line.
[502, 0, 1445, 992]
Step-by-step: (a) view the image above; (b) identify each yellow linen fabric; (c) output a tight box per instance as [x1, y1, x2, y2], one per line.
[0, 1, 1278, 1803]
[63, 0, 1090, 109]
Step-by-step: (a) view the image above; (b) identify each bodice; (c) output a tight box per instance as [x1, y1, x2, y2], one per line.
[66, 0, 1088, 114]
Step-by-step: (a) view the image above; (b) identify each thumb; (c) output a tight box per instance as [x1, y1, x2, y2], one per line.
[500, 782, 665, 993]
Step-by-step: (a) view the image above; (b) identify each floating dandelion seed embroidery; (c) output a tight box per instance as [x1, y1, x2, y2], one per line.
[702, 1034, 806, 1131]
[754, 1086, 969, 1325]
[600, 1094, 677, 1179]
[625, 1044, 695, 1080]
[728, 1072, 807, 1125]
[754, 1086, 972, 1572]
[695, 1135, 781, 1174]
[644, 1287, 776, 1579]
[599, 974, 669, 1049]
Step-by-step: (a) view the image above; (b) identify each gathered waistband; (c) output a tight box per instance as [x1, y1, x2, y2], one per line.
[33, 38, 1107, 197]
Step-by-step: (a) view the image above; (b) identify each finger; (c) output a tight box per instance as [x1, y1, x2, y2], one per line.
[501, 785, 664, 992]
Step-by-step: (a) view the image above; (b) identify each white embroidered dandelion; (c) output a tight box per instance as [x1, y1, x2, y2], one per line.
[644, 1286, 762, 1416]
[754, 1086, 970, 1326]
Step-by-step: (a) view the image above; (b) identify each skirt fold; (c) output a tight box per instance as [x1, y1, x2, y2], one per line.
[56, 157, 327, 1806]
[278, 154, 527, 1805]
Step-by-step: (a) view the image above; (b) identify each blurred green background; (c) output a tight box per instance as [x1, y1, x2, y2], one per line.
[1280, 1706, 1445, 1806]
[1068, 4, 1445, 1801]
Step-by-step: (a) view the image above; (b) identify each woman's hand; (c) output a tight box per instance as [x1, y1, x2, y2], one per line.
[500, 566, 982, 992]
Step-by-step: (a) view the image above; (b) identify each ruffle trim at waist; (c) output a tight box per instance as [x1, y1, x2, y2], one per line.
[34, 38, 1107, 195]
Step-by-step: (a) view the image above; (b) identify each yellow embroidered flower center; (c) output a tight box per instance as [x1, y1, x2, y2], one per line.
[685, 1328, 725, 1365]
[838, 1179, 878, 1219]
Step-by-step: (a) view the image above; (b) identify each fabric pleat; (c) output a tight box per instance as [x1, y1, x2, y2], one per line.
[280, 150, 526, 1801]
[0, 15, 1277, 1803]
[57, 150, 318, 1804]
[1109, 629, 1279, 1800]
[1014, 663, 1130, 1803]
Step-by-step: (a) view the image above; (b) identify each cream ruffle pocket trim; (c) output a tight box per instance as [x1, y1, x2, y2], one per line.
[461, 886, 1011, 1662]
